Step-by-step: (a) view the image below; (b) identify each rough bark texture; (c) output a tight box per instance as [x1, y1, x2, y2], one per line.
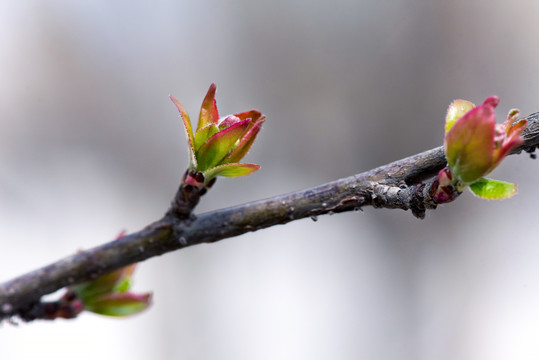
[1, 113, 538, 322]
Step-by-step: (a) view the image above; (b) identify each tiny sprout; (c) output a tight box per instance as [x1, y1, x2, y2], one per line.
[170, 83, 265, 190]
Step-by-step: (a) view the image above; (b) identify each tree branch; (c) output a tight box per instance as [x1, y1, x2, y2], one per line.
[2, 112, 538, 322]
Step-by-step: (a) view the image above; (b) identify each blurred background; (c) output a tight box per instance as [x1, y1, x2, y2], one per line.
[1, 1, 538, 359]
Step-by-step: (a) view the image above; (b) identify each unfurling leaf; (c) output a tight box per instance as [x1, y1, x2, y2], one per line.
[469, 178, 517, 199]
[204, 163, 260, 182]
[171, 83, 265, 184]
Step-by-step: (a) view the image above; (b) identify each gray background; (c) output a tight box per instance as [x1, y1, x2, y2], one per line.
[1, 1, 539, 359]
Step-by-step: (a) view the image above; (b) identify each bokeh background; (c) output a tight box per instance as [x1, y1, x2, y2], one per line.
[1, 1, 539, 359]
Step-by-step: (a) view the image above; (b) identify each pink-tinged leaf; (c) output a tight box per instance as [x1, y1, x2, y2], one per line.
[491, 118, 527, 169]
[198, 83, 219, 131]
[218, 115, 243, 130]
[170, 94, 197, 169]
[469, 178, 517, 199]
[492, 135, 524, 170]
[85, 293, 152, 317]
[483, 96, 500, 108]
[235, 110, 262, 124]
[507, 118, 527, 138]
[196, 119, 250, 171]
[204, 163, 260, 182]
[445, 99, 475, 134]
[445, 100, 496, 183]
[222, 116, 265, 164]
[506, 108, 520, 127]
[194, 123, 219, 151]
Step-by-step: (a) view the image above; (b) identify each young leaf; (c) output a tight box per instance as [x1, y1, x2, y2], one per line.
[196, 120, 250, 171]
[203, 163, 260, 182]
[234, 110, 262, 126]
[445, 102, 496, 183]
[194, 124, 219, 151]
[445, 99, 475, 134]
[469, 178, 517, 199]
[85, 293, 152, 317]
[223, 116, 265, 164]
[170, 95, 197, 169]
[73, 268, 125, 301]
[198, 83, 219, 131]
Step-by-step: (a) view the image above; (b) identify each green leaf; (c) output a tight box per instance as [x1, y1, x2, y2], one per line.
[74, 264, 137, 302]
[73, 269, 124, 302]
[170, 94, 197, 169]
[113, 278, 132, 293]
[445, 99, 475, 134]
[197, 83, 219, 131]
[194, 124, 219, 151]
[203, 163, 260, 182]
[85, 293, 152, 317]
[469, 178, 517, 199]
[196, 120, 250, 171]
